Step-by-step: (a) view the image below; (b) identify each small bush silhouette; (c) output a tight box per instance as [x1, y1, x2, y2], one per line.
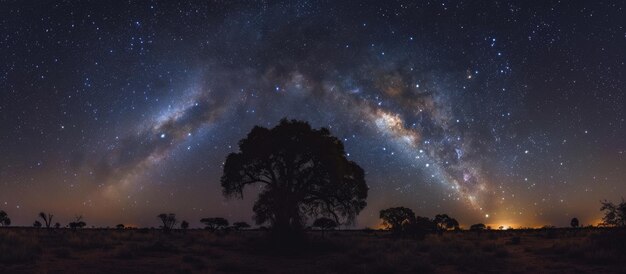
[33, 220, 42, 228]
[571, 217, 579, 228]
[180, 220, 189, 230]
[116, 224, 125, 230]
[470, 223, 486, 231]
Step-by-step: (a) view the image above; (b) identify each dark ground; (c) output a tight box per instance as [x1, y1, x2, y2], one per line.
[1, 227, 625, 273]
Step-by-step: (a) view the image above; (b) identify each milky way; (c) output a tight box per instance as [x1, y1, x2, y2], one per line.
[0, 1, 624, 228]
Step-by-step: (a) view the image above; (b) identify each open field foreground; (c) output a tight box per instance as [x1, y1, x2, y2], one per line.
[1, 228, 625, 273]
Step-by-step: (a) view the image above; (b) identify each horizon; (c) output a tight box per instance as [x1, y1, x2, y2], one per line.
[1, 1, 624, 231]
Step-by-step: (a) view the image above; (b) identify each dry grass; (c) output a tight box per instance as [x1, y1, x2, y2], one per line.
[0, 227, 625, 273]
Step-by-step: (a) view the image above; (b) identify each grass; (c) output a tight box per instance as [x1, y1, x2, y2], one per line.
[0, 227, 625, 273]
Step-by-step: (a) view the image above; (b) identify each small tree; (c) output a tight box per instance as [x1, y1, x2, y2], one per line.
[116, 224, 125, 230]
[600, 199, 626, 227]
[570, 217, 579, 228]
[33, 220, 42, 228]
[69, 215, 86, 230]
[379, 207, 416, 233]
[433, 214, 460, 233]
[200, 217, 229, 231]
[180, 220, 189, 230]
[233, 221, 251, 231]
[39, 212, 54, 229]
[312, 217, 338, 237]
[157, 213, 178, 232]
[54, 222, 60, 229]
[0, 210, 11, 226]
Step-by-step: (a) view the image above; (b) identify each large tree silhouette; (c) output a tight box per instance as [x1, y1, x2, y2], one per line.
[221, 119, 368, 234]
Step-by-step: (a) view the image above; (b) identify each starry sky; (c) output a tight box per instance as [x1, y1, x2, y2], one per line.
[0, 1, 624, 229]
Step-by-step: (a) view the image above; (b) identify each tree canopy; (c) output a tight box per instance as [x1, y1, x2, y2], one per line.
[379, 207, 416, 232]
[313, 217, 338, 231]
[221, 119, 368, 234]
[470, 223, 486, 231]
[600, 199, 626, 227]
[157, 213, 178, 231]
[433, 214, 460, 231]
[200, 217, 229, 231]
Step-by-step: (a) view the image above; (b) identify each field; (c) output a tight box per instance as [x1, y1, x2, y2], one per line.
[1, 227, 625, 273]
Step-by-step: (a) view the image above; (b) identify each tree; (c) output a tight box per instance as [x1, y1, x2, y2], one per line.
[54, 222, 60, 229]
[570, 217, 580, 228]
[312, 217, 338, 237]
[0, 210, 11, 226]
[201, 217, 229, 231]
[69, 215, 86, 230]
[157, 213, 178, 232]
[33, 220, 42, 228]
[180, 220, 189, 230]
[221, 119, 368, 235]
[470, 223, 486, 231]
[379, 207, 416, 233]
[116, 224, 125, 230]
[406, 216, 437, 239]
[433, 214, 460, 232]
[600, 199, 626, 227]
[233, 221, 251, 231]
[39, 212, 54, 229]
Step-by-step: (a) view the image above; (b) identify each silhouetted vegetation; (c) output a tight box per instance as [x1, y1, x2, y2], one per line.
[312, 217, 338, 237]
[433, 214, 460, 233]
[116, 224, 125, 230]
[180, 220, 189, 230]
[201, 217, 229, 231]
[69, 215, 86, 230]
[470, 223, 486, 231]
[232, 221, 250, 231]
[33, 220, 42, 228]
[54, 222, 61, 229]
[600, 198, 626, 227]
[157, 213, 178, 232]
[379, 207, 437, 239]
[0, 210, 11, 226]
[379, 207, 416, 233]
[38, 212, 54, 229]
[1, 222, 626, 272]
[221, 119, 368, 237]
[571, 217, 580, 228]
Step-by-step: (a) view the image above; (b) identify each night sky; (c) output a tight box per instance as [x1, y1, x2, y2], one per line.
[0, 1, 624, 229]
